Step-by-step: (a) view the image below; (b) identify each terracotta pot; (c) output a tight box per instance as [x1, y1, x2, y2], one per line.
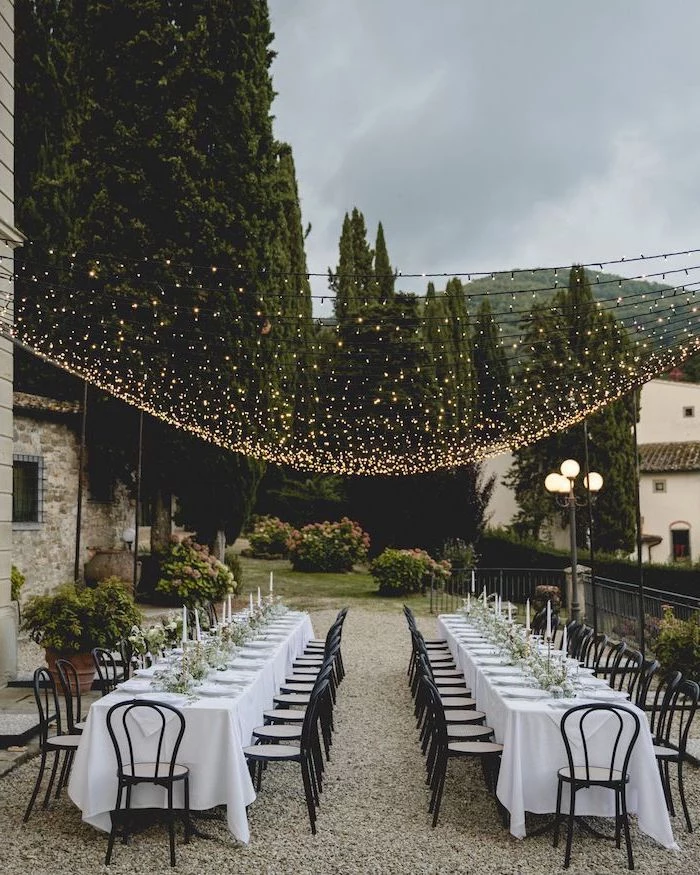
[45, 648, 96, 694]
[84, 549, 138, 592]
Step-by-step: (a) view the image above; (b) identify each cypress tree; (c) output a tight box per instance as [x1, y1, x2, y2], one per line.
[15, 0, 306, 555]
[374, 221, 395, 302]
[472, 297, 511, 439]
[507, 266, 637, 552]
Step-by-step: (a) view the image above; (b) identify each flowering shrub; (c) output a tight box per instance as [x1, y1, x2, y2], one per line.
[155, 537, 236, 607]
[370, 547, 451, 596]
[653, 606, 700, 681]
[287, 517, 370, 573]
[248, 516, 294, 558]
[532, 584, 562, 613]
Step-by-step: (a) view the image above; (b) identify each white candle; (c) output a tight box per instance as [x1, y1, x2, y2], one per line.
[471, 570, 475, 593]
[227, 593, 232, 623]
[221, 599, 226, 626]
[257, 586, 262, 607]
[249, 591, 254, 612]
[195, 608, 201, 641]
[525, 599, 531, 633]
[269, 571, 274, 594]
[562, 622, 568, 654]
[182, 605, 187, 645]
[546, 600, 552, 640]
[466, 592, 471, 613]
[482, 586, 487, 607]
[507, 601, 513, 623]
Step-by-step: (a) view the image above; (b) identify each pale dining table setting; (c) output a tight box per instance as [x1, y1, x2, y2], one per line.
[437, 602, 678, 851]
[68, 606, 314, 844]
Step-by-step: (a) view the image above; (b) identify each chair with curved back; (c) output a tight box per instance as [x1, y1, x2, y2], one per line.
[653, 678, 700, 831]
[55, 658, 87, 734]
[105, 698, 192, 867]
[24, 667, 82, 821]
[92, 647, 121, 696]
[531, 607, 560, 639]
[421, 675, 503, 827]
[594, 638, 627, 680]
[554, 703, 641, 870]
[581, 632, 608, 670]
[243, 677, 330, 834]
[609, 646, 643, 696]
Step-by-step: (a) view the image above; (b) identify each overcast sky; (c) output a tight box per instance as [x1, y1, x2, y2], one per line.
[267, 1, 700, 313]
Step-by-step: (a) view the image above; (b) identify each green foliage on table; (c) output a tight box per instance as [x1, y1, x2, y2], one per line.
[653, 607, 700, 681]
[288, 518, 369, 573]
[10, 565, 25, 602]
[248, 515, 294, 558]
[21, 578, 143, 654]
[156, 538, 236, 608]
[370, 547, 451, 596]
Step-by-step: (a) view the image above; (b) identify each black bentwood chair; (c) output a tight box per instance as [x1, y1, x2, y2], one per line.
[55, 658, 88, 734]
[92, 647, 122, 696]
[653, 678, 700, 831]
[554, 703, 641, 870]
[105, 699, 192, 867]
[24, 667, 82, 821]
[243, 678, 330, 834]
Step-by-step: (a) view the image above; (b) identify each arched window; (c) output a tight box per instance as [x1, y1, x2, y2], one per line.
[670, 520, 691, 561]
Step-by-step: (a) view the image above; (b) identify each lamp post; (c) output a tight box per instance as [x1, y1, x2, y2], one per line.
[544, 459, 603, 622]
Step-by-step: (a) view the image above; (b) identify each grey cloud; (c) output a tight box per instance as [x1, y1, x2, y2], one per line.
[268, 0, 700, 296]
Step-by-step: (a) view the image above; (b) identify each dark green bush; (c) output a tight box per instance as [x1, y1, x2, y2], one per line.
[287, 518, 370, 573]
[370, 548, 451, 596]
[248, 516, 294, 558]
[223, 548, 243, 590]
[653, 607, 700, 681]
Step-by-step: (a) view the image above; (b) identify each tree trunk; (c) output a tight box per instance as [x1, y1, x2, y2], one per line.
[213, 529, 226, 561]
[150, 488, 172, 554]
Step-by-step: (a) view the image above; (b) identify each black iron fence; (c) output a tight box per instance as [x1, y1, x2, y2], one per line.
[428, 567, 567, 615]
[583, 573, 700, 644]
[429, 568, 700, 640]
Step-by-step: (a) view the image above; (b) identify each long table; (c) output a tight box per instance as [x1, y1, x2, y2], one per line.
[68, 611, 314, 844]
[437, 614, 677, 849]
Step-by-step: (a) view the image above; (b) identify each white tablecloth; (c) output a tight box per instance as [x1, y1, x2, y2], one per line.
[438, 614, 677, 849]
[68, 612, 314, 844]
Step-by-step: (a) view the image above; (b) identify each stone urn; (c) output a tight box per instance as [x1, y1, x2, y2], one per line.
[84, 549, 138, 591]
[45, 648, 96, 694]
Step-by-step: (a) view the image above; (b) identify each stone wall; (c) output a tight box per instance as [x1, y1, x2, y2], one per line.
[13, 407, 137, 599]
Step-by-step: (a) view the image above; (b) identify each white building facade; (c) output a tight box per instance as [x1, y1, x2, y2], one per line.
[483, 378, 700, 564]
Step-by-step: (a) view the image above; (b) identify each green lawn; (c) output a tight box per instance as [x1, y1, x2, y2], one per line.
[235, 555, 435, 617]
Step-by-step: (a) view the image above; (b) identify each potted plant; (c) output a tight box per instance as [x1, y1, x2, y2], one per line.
[21, 578, 143, 691]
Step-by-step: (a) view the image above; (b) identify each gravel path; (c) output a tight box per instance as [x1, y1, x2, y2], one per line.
[1, 607, 697, 874]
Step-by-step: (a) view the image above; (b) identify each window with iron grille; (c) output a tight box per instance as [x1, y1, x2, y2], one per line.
[13, 455, 43, 524]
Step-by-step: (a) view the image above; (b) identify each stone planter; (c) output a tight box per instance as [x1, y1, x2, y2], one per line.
[45, 648, 96, 693]
[84, 549, 138, 591]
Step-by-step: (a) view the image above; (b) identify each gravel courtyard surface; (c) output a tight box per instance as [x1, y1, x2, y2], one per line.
[1, 607, 697, 875]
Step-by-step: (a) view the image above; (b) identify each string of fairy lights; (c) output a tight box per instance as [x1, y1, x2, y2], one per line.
[2, 242, 700, 475]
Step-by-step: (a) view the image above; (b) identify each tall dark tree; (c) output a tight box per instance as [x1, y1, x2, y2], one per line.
[507, 266, 637, 553]
[472, 297, 511, 438]
[374, 222, 395, 302]
[15, 1, 312, 557]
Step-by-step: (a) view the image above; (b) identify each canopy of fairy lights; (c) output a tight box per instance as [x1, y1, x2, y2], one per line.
[2, 245, 700, 475]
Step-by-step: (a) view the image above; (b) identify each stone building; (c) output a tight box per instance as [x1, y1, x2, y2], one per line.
[12, 392, 138, 600]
